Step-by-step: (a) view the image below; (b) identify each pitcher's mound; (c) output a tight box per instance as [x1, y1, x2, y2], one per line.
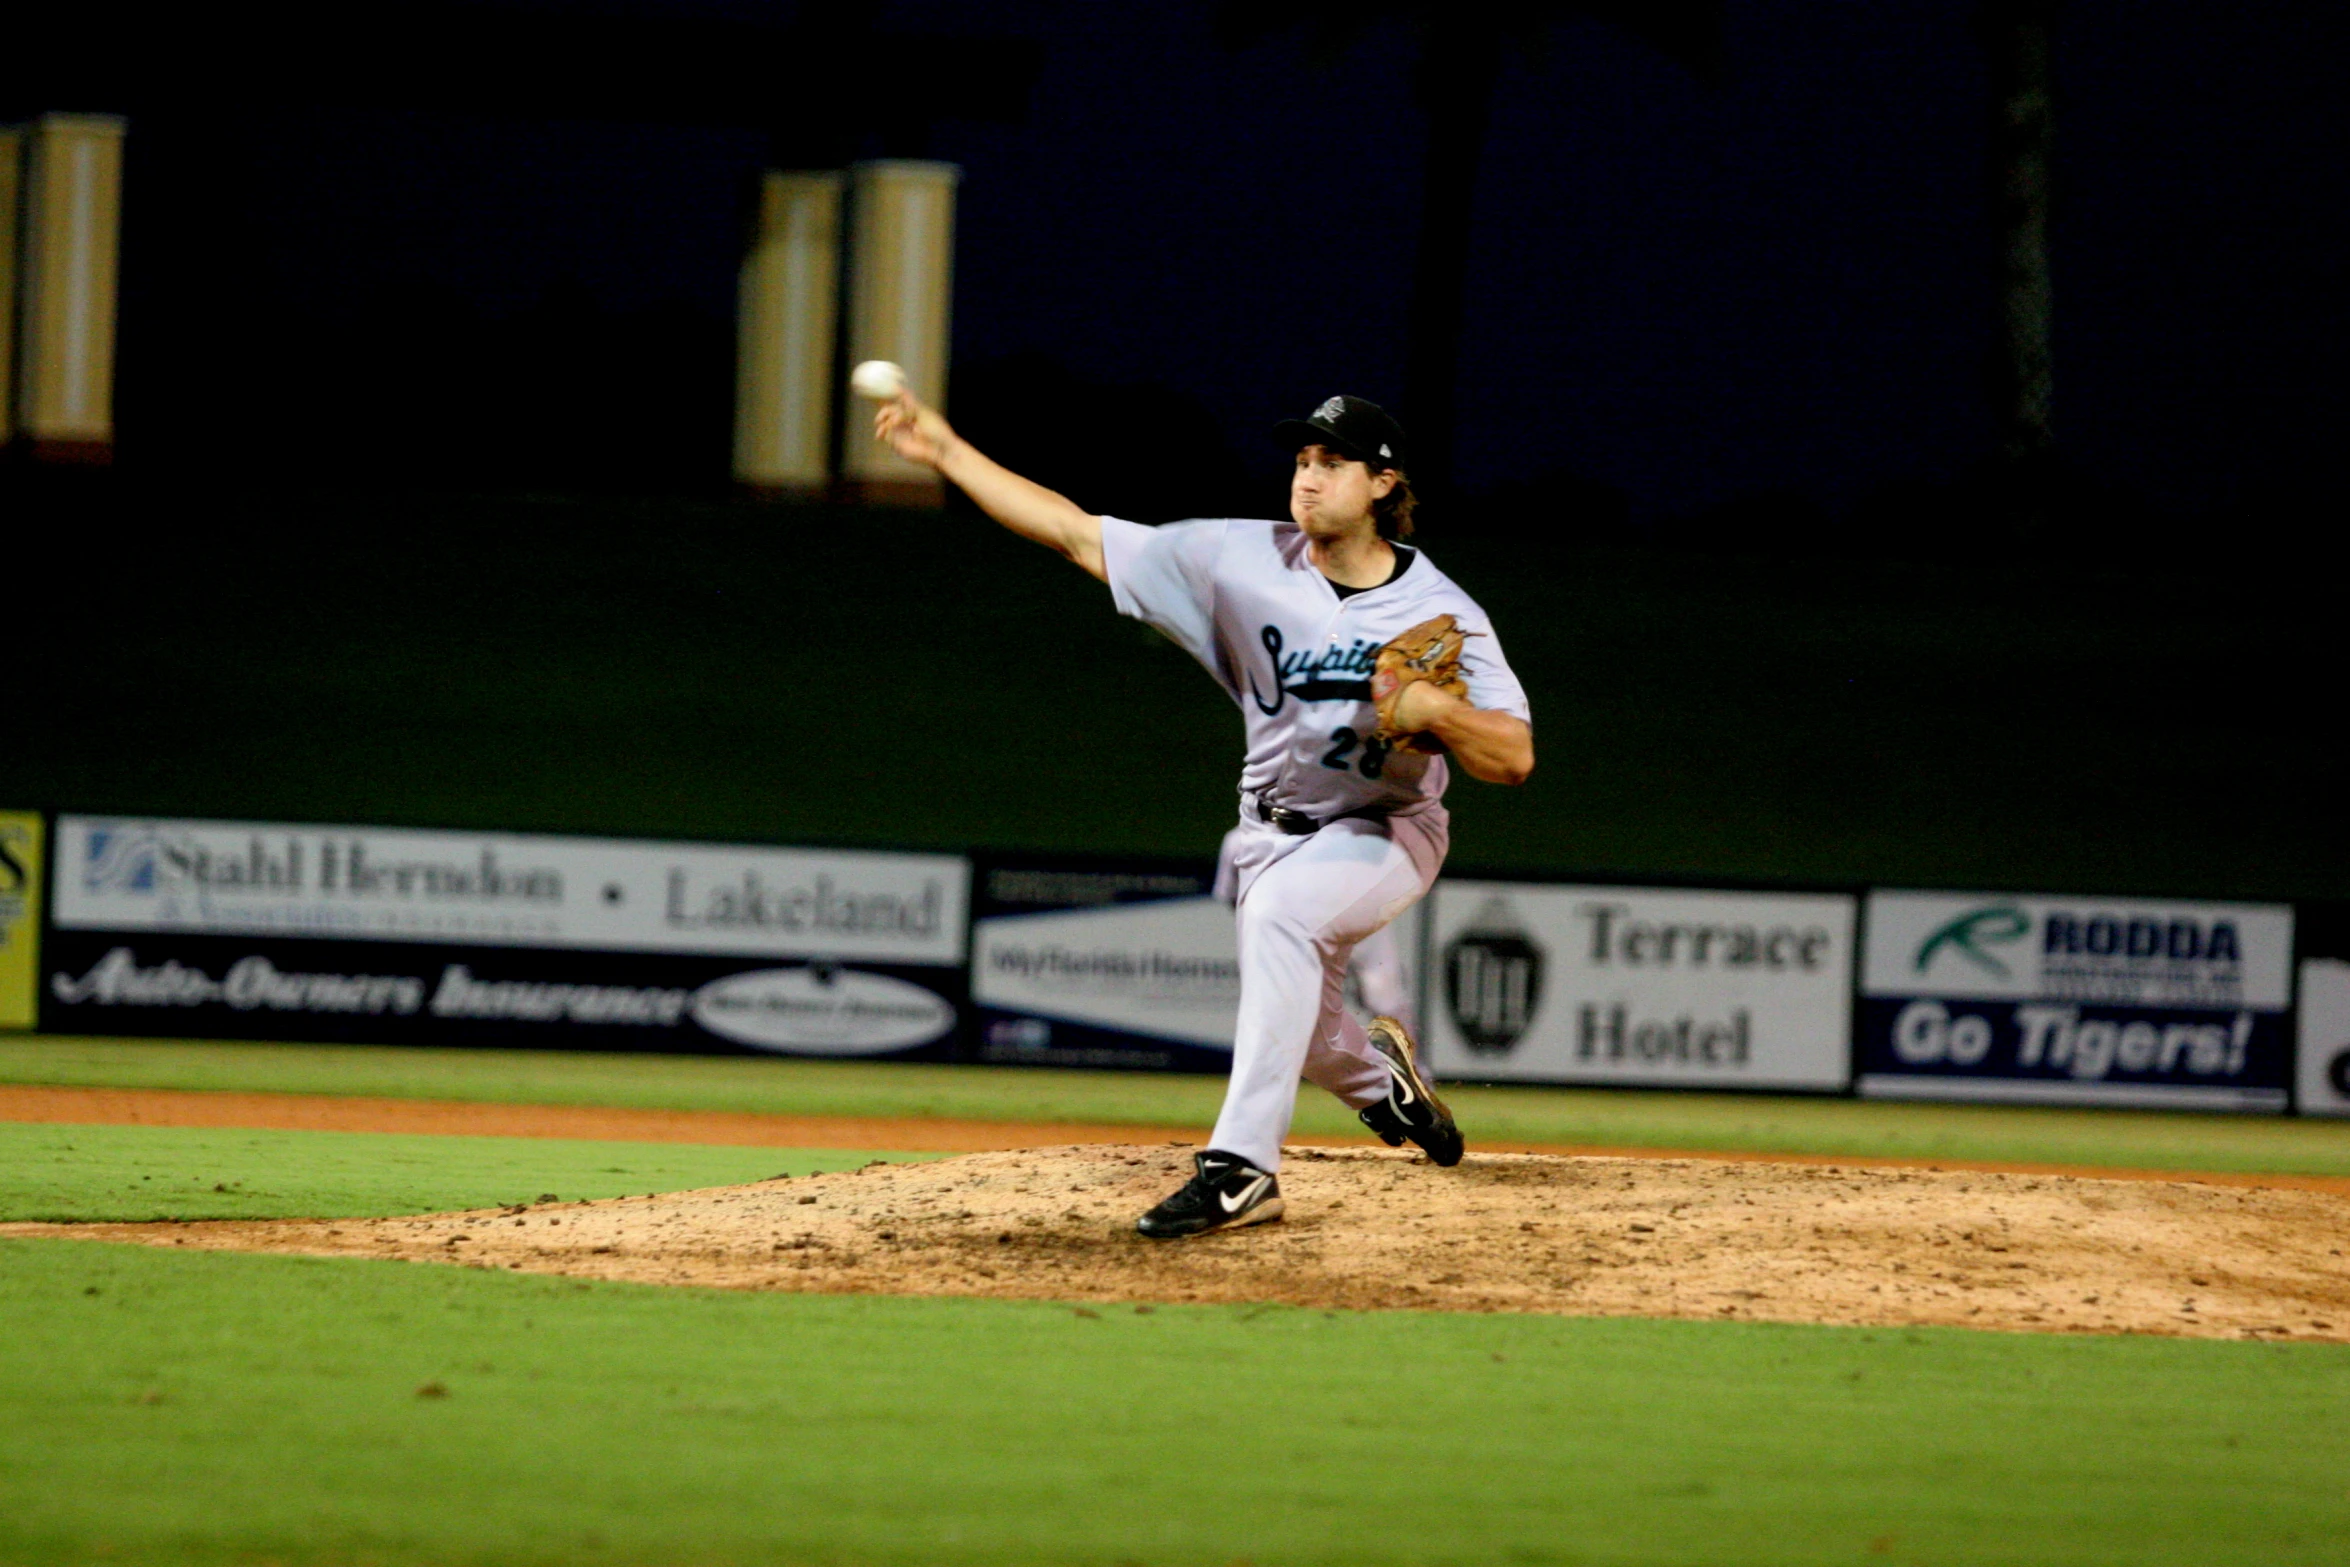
[22, 1145, 2350, 1340]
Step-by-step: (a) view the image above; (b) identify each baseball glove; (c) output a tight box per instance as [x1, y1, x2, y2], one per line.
[1370, 613, 1473, 753]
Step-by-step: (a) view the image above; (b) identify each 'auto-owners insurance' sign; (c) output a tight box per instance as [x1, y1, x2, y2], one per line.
[1858, 890, 2292, 1112]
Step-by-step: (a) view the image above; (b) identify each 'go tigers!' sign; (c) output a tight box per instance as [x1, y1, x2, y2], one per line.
[1858, 890, 2293, 1113]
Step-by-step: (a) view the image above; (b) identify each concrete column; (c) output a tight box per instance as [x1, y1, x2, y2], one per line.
[839, 159, 959, 504]
[16, 114, 126, 462]
[0, 127, 22, 448]
[733, 170, 844, 492]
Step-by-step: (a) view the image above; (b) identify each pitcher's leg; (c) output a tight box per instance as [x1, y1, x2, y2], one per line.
[1210, 819, 1438, 1170]
[1349, 922, 1418, 1039]
[1208, 876, 1331, 1170]
[1301, 958, 1394, 1110]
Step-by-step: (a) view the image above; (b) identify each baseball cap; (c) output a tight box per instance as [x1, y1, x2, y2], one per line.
[1273, 395, 1408, 471]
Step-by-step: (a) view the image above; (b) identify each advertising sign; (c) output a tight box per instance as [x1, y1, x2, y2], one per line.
[2297, 961, 2350, 1118]
[968, 855, 1428, 1074]
[2295, 904, 2350, 1117]
[52, 817, 965, 962]
[1421, 881, 1856, 1090]
[43, 817, 970, 1058]
[1858, 890, 2293, 1110]
[969, 858, 1238, 1072]
[0, 812, 42, 1029]
[39, 931, 964, 1057]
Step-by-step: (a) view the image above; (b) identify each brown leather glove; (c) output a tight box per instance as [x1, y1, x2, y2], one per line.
[1369, 613, 1473, 754]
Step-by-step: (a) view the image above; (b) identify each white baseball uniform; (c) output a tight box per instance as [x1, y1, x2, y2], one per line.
[1216, 824, 1419, 1038]
[1101, 515, 1531, 1169]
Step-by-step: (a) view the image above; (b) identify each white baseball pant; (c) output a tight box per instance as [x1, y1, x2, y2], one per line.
[1216, 827, 1421, 1041]
[1209, 806, 1449, 1171]
[1347, 923, 1418, 1038]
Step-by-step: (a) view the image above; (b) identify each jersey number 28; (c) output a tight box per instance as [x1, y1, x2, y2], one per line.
[1321, 726, 1391, 779]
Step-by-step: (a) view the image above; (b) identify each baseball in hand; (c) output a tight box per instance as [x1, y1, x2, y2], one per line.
[850, 360, 907, 401]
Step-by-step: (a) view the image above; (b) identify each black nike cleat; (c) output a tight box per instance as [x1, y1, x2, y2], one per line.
[1358, 1015, 1465, 1167]
[1135, 1150, 1285, 1239]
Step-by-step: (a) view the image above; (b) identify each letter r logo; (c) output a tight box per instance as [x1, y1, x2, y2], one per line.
[1914, 905, 2031, 977]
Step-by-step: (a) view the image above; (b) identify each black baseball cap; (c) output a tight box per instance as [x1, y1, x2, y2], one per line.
[1273, 395, 1408, 472]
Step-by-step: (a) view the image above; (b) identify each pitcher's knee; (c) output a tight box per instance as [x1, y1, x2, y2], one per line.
[1237, 896, 1326, 953]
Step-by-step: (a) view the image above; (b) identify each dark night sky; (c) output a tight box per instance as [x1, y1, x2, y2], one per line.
[117, 2, 2350, 517]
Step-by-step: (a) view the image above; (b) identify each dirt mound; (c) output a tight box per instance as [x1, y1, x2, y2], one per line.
[17, 1146, 2350, 1340]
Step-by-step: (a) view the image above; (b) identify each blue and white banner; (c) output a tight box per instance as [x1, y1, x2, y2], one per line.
[42, 817, 970, 1058]
[968, 857, 1239, 1073]
[1858, 890, 2293, 1110]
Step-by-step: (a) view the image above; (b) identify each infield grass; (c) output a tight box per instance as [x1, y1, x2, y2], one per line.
[4, 1237, 2344, 1567]
[10, 1034, 2350, 1177]
[0, 1121, 932, 1223]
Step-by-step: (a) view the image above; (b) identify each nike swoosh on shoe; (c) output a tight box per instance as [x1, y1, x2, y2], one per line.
[1218, 1174, 1270, 1214]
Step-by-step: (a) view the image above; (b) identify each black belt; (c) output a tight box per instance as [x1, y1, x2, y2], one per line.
[1249, 791, 1389, 836]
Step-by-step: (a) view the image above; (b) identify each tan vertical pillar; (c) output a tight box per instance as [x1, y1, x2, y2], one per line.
[0, 127, 23, 448]
[733, 171, 844, 492]
[840, 160, 959, 504]
[17, 114, 126, 462]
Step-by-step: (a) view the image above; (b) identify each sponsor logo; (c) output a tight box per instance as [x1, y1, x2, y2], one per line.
[430, 966, 688, 1027]
[986, 944, 1238, 992]
[2037, 911, 2245, 1004]
[56, 818, 970, 962]
[664, 871, 943, 940]
[1444, 900, 1543, 1054]
[50, 947, 428, 1016]
[1887, 895, 2264, 1008]
[1579, 901, 1833, 971]
[1220, 1173, 1272, 1214]
[47, 949, 695, 1027]
[1914, 904, 2030, 977]
[82, 825, 162, 893]
[1576, 1004, 1751, 1067]
[972, 895, 1242, 1050]
[691, 966, 953, 1055]
[78, 827, 562, 906]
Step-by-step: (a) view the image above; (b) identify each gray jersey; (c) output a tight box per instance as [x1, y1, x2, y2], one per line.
[1101, 516, 1531, 820]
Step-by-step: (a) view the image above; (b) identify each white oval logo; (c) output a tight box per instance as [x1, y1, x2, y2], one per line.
[690, 966, 954, 1055]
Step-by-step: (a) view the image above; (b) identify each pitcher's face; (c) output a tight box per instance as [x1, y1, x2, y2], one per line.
[1289, 445, 1394, 540]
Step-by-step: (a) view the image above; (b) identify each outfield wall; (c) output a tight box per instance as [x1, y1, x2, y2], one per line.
[5, 809, 2340, 1115]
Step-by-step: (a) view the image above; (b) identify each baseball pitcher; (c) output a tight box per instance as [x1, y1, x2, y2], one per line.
[875, 390, 1535, 1237]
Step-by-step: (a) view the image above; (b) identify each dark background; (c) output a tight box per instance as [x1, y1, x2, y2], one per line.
[12, 485, 2340, 902]
[6, 2, 2344, 899]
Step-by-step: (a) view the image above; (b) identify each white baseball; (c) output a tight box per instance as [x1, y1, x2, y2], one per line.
[850, 360, 906, 401]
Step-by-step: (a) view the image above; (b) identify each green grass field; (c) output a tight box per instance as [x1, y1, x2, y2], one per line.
[11, 1034, 2350, 1177]
[5, 1036, 2348, 1565]
[0, 1121, 931, 1224]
